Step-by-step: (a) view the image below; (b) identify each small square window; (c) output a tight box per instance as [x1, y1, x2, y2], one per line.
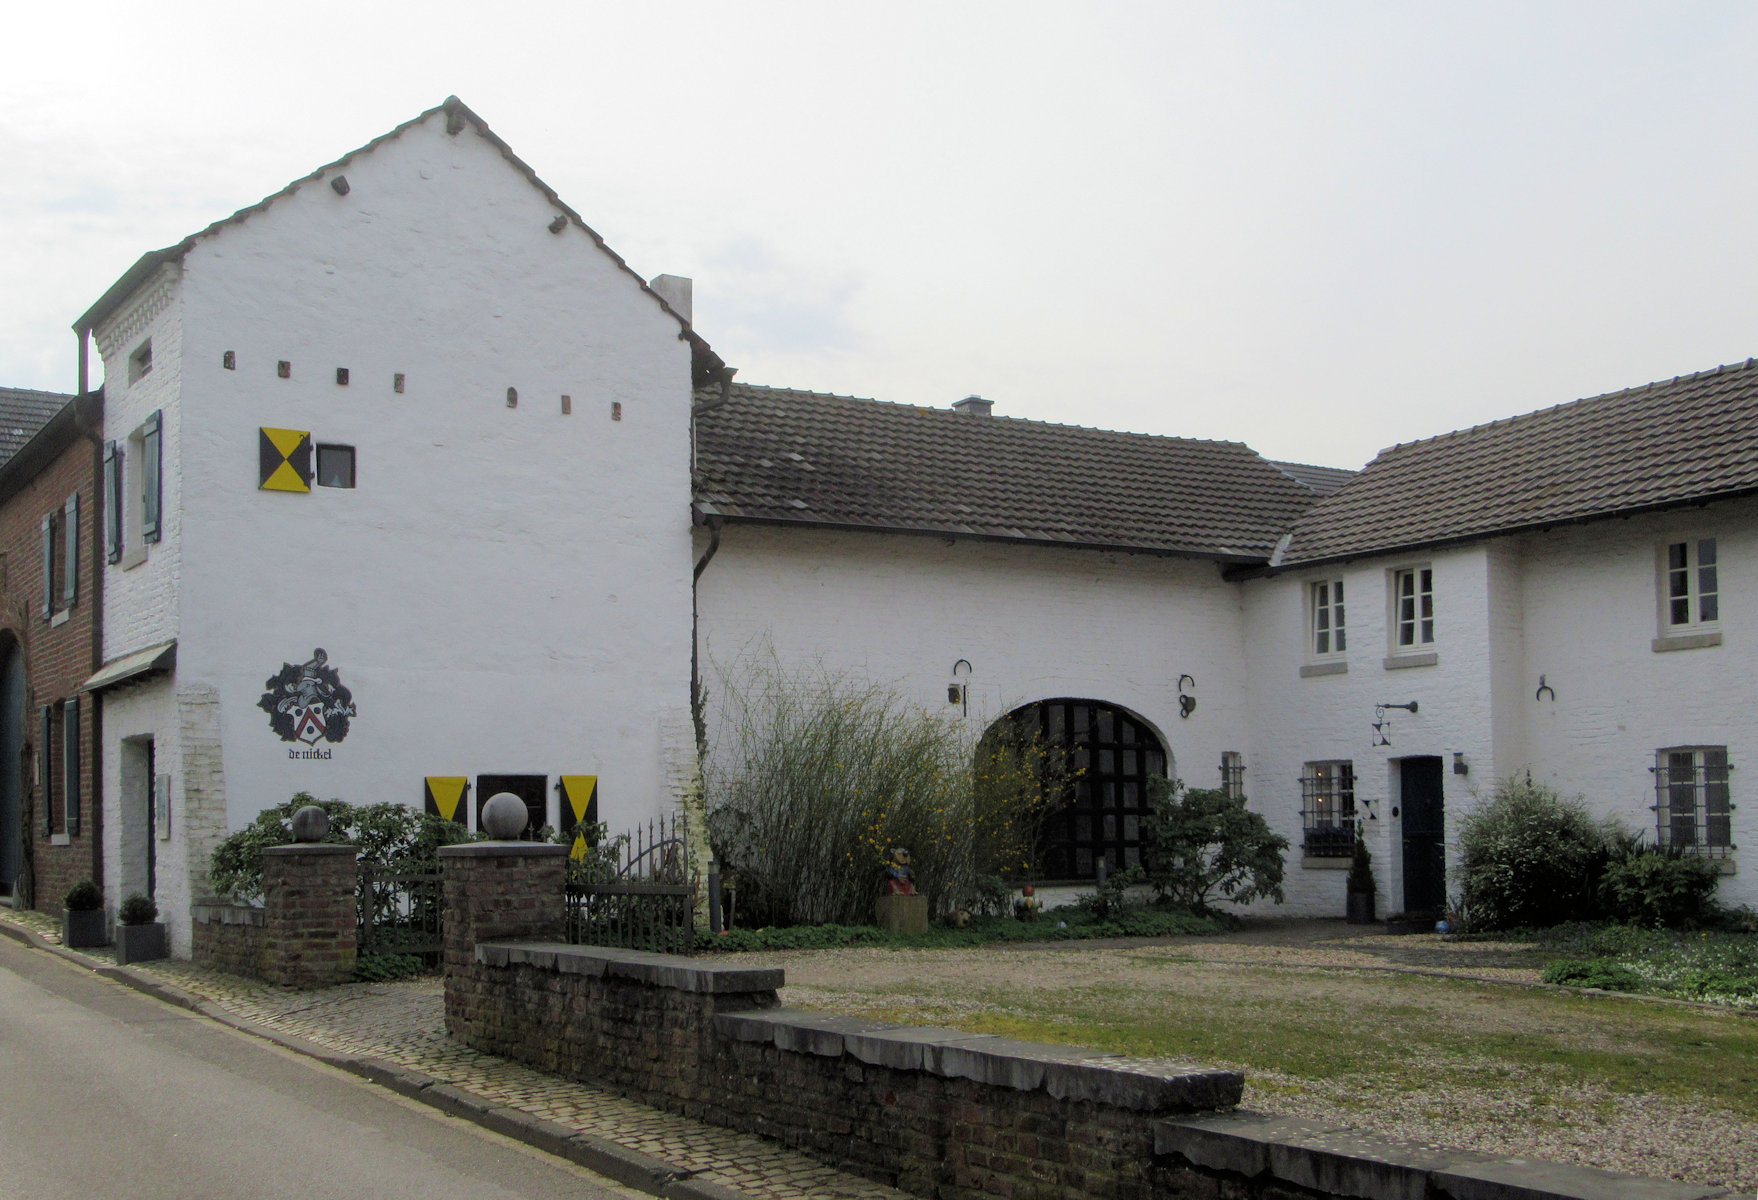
[129, 340, 153, 384]
[315, 445, 355, 489]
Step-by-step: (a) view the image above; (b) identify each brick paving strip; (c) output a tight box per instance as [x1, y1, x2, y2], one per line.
[0, 908, 906, 1200]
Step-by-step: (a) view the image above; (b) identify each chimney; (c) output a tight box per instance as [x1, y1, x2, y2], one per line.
[649, 274, 693, 324]
[952, 395, 993, 416]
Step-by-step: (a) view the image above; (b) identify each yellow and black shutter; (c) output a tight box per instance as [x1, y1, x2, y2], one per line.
[423, 777, 468, 824]
[259, 427, 313, 493]
[558, 775, 599, 859]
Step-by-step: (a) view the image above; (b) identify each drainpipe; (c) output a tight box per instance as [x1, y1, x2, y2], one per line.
[77, 388, 105, 893]
[690, 515, 724, 756]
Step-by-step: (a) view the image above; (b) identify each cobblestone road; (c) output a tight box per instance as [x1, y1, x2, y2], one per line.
[0, 907, 903, 1200]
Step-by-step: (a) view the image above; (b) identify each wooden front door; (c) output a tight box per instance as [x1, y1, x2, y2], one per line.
[1400, 756, 1446, 915]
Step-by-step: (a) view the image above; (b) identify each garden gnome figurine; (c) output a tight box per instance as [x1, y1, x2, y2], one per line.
[883, 847, 916, 895]
[1014, 883, 1040, 920]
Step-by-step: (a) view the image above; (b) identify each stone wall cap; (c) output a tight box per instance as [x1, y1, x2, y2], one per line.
[439, 842, 571, 858]
[1154, 1112, 1728, 1200]
[475, 941, 784, 993]
[263, 843, 359, 857]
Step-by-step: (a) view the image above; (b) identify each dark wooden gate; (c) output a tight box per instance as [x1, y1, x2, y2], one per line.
[1400, 756, 1446, 915]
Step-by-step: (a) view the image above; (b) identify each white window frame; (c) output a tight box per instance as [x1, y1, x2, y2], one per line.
[1390, 565, 1435, 651]
[1653, 746, 1733, 857]
[1308, 578, 1347, 659]
[1658, 538, 1718, 633]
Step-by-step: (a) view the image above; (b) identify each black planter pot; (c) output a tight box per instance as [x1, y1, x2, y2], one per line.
[115, 922, 168, 965]
[1345, 891, 1376, 925]
[62, 908, 107, 948]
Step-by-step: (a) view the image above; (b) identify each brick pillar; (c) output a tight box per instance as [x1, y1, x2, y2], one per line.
[262, 843, 359, 988]
[439, 841, 569, 1037]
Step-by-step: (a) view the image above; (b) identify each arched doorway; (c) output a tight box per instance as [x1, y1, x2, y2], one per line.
[0, 637, 25, 900]
[990, 698, 1169, 881]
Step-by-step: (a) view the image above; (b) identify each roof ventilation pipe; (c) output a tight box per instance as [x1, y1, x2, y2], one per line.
[952, 395, 993, 416]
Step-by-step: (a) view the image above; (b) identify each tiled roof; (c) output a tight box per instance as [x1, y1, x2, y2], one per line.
[1282, 358, 1758, 565]
[693, 384, 1319, 560]
[0, 387, 72, 467]
[1269, 460, 1356, 497]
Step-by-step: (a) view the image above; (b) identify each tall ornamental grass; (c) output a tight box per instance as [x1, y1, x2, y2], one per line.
[706, 661, 1059, 927]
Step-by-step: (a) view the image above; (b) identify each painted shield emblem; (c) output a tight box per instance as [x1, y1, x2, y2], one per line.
[258, 648, 357, 744]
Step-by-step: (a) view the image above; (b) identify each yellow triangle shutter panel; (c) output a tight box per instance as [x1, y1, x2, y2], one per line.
[260, 427, 313, 492]
[423, 777, 468, 823]
[560, 775, 598, 859]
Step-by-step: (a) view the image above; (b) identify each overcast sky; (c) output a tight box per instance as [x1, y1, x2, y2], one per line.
[5, 1, 1756, 468]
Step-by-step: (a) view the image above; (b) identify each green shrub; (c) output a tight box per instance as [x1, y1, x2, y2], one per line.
[1457, 779, 1616, 930]
[1140, 778, 1287, 913]
[118, 893, 158, 925]
[63, 880, 102, 911]
[695, 906, 1227, 952]
[353, 952, 426, 982]
[1543, 957, 1645, 992]
[705, 659, 1061, 927]
[1597, 847, 1721, 928]
[209, 793, 479, 901]
[1347, 833, 1375, 895]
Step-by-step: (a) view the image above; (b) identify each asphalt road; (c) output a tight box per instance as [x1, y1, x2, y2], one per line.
[0, 936, 641, 1200]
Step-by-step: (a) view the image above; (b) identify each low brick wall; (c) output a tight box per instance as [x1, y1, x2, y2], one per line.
[190, 902, 267, 978]
[452, 942, 1731, 1200]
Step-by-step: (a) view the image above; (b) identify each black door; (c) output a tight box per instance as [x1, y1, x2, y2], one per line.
[476, 774, 548, 841]
[1400, 756, 1445, 915]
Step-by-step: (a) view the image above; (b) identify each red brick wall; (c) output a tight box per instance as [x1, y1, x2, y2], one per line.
[0, 414, 102, 911]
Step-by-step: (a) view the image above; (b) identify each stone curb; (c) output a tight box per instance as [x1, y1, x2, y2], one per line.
[0, 923, 765, 1200]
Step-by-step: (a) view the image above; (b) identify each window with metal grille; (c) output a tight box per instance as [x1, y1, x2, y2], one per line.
[1220, 751, 1246, 800]
[1653, 747, 1734, 855]
[1310, 580, 1346, 656]
[1663, 539, 1718, 629]
[1300, 760, 1356, 857]
[1393, 567, 1434, 648]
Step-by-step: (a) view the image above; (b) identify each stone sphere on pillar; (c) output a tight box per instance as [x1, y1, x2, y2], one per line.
[290, 805, 331, 843]
[481, 792, 530, 840]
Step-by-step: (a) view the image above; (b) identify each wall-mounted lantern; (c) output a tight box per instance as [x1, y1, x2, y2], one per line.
[1177, 674, 1197, 719]
[1453, 752, 1469, 776]
[949, 659, 972, 716]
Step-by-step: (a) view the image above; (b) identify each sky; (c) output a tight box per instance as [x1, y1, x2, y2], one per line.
[5, 1, 1757, 469]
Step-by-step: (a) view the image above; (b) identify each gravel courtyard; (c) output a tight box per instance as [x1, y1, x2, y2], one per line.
[727, 920, 1758, 1192]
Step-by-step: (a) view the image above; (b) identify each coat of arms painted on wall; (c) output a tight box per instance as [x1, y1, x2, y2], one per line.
[258, 648, 358, 745]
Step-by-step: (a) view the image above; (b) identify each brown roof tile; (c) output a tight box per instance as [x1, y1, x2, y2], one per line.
[694, 384, 1317, 560]
[0, 387, 72, 467]
[1282, 358, 1758, 565]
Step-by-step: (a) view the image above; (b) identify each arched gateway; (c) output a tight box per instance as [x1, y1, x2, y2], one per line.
[989, 698, 1170, 882]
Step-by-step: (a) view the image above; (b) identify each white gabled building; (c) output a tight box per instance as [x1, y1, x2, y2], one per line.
[62, 98, 1755, 945]
[75, 99, 719, 952]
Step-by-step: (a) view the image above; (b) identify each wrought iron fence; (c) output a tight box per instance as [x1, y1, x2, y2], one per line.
[358, 861, 445, 961]
[566, 813, 694, 955]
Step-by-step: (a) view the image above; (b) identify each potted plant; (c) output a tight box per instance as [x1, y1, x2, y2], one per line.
[62, 880, 107, 948]
[1345, 833, 1376, 925]
[115, 893, 168, 965]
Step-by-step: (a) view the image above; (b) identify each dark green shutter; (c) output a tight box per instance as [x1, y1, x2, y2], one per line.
[63, 698, 79, 836]
[103, 442, 122, 563]
[142, 410, 162, 543]
[40, 514, 53, 619]
[39, 705, 53, 836]
[62, 494, 78, 608]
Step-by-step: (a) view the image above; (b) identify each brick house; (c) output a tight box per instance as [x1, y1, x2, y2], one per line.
[0, 387, 104, 913]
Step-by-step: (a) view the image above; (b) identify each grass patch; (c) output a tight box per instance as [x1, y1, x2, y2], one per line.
[1531, 925, 1758, 1008]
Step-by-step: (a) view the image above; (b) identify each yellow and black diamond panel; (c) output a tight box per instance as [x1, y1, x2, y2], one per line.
[259, 427, 313, 492]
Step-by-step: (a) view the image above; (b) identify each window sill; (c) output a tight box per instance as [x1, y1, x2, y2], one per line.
[50, 609, 70, 628]
[1383, 651, 1437, 670]
[1299, 661, 1348, 678]
[120, 544, 147, 571]
[50, 833, 70, 847]
[1301, 855, 1351, 870]
[1652, 630, 1721, 653]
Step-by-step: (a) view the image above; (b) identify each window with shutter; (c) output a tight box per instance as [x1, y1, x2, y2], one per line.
[63, 698, 79, 835]
[39, 705, 53, 836]
[62, 494, 78, 608]
[103, 443, 122, 563]
[142, 410, 162, 543]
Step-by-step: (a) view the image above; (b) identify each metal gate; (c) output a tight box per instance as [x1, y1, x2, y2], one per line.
[358, 862, 445, 960]
[565, 814, 694, 955]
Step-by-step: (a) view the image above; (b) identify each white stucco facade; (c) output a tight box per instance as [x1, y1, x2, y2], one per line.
[90, 109, 696, 952]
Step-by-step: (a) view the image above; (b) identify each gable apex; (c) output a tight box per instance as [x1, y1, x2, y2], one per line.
[74, 96, 723, 386]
